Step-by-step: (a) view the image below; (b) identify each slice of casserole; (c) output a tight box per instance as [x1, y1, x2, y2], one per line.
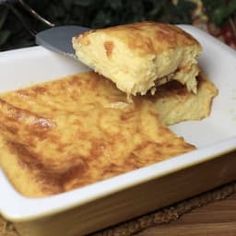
[72, 22, 202, 96]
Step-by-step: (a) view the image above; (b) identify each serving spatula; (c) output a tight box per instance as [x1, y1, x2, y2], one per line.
[35, 25, 90, 58]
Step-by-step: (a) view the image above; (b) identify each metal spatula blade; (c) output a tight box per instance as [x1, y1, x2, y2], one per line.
[35, 25, 90, 58]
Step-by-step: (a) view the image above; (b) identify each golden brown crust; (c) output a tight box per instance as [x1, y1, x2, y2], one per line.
[78, 22, 201, 55]
[0, 72, 194, 197]
[104, 41, 114, 58]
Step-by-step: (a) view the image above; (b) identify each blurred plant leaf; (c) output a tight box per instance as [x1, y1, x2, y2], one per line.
[0, 30, 11, 47]
[62, 0, 73, 10]
[202, 0, 236, 26]
[108, 0, 123, 10]
[173, 0, 196, 23]
[0, 8, 9, 29]
[148, 0, 165, 18]
[73, 0, 95, 7]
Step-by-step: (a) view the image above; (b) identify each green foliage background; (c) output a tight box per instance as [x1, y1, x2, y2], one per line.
[0, 0, 236, 51]
[0, 0, 196, 51]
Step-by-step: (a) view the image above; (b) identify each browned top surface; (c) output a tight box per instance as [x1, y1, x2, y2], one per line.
[0, 72, 194, 197]
[77, 21, 201, 55]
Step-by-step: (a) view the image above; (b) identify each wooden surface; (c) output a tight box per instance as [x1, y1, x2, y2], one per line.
[137, 192, 236, 236]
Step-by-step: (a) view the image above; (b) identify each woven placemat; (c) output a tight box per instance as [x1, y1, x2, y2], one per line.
[1, 181, 236, 236]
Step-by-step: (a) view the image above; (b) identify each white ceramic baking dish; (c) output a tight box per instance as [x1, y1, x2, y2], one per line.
[0, 25, 236, 236]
